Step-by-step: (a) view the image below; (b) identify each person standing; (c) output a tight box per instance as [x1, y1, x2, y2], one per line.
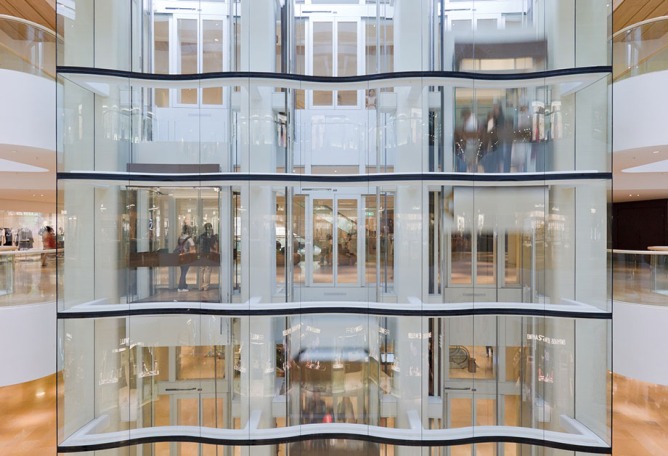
[41, 226, 56, 267]
[197, 222, 218, 291]
[176, 225, 195, 292]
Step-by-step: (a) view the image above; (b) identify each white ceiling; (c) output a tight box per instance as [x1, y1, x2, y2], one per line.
[613, 144, 668, 202]
[0, 143, 56, 207]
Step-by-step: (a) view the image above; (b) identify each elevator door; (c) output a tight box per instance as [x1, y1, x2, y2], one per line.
[141, 344, 232, 456]
[308, 195, 361, 287]
[435, 187, 539, 304]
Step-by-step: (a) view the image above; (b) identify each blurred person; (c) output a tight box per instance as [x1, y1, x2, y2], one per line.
[41, 226, 56, 267]
[365, 88, 377, 109]
[492, 103, 512, 173]
[457, 108, 480, 172]
[176, 224, 195, 292]
[512, 104, 532, 172]
[480, 111, 498, 173]
[198, 222, 218, 291]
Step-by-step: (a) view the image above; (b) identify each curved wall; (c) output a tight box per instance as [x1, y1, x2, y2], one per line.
[0, 69, 55, 152]
[0, 302, 56, 386]
[614, 301, 668, 386]
[613, 70, 668, 153]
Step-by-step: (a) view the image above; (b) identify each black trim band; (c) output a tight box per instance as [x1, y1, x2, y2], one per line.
[57, 66, 611, 83]
[57, 433, 611, 454]
[57, 306, 612, 320]
[57, 171, 612, 184]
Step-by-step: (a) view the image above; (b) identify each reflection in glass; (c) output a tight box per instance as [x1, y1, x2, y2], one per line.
[313, 22, 333, 76]
[337, 22, 357, 77]
[476, 230, 495, 286]
[293, 195, 306, 285]
[202, 20, 223, 104]
[178, 18, 198, 104]
[313, 22, 333, 106]
[275, 192, 287, 289]
[125, 187, 221, 301]
[313, 198, 334, 284]
[337, 199, 357, 285]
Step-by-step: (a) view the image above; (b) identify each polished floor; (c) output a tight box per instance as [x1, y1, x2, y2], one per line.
[0, 373, 666, 455]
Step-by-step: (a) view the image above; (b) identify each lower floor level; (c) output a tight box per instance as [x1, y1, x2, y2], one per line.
[0, 373, 665, 455]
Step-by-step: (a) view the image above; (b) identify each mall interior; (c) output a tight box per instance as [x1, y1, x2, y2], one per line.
[0, 0, 667, 455]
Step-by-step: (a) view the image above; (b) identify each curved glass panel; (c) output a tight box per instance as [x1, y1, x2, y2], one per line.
[613, 16, 668, 81]
[58, 312, 610, 452]
[57, 1, 612, 454]
[0, 15, 58, 79]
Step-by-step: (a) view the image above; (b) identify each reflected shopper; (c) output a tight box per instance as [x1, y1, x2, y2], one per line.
[176, 224, 195, 292]
[41, 226, 56, 267]
[198, 222, 218, 291]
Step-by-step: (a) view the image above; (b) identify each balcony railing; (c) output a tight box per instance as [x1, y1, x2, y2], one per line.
[611, 248, 668, 306]
[0, 14, 59, 80]
[0, 249, 60, 307]
[613, 16, 668, 81]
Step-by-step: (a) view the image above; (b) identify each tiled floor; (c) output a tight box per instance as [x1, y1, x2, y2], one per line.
[1, 373, 666, 455]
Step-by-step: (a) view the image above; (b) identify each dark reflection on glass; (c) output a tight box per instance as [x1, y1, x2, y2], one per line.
[453, 85, 568, 174]
[125, 186, 222, 302]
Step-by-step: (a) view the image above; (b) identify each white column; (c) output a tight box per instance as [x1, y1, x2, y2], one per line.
[238, 2, 277, 454]
[392, 2, 430, 453]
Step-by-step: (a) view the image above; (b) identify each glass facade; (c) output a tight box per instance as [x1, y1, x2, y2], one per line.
[56, 1, 612, 455]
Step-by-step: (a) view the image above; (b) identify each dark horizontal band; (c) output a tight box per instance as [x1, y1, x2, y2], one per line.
[57, 305, 611, 320]
[57, 171, 612, 184]
[57, 65, 611, 83]
[57, 433, 611, 454]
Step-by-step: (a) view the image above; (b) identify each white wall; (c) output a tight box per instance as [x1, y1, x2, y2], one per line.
[0, 69, 55, 152]
[0, 302, 56, 386]
[614, 70, 668, 153]
[614, 301, 668, 386]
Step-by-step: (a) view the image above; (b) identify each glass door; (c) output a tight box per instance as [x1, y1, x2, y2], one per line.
[309, 19, 362, 108]
[310, 196, 360, 286]
[436, 187, 530, 303]
[125, 186, 226, 303]
[137, 342, 232, 456]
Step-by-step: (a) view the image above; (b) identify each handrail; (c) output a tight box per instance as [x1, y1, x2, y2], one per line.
[0, 248, 58, 257]
[612, 16, 668, 81]
[610, 248, 668, 255]
[0, 248, 60, 308]
[0, 14, 58, 40]
[0, 14, 59, 80]
[610, 249, 668, 307]
[612, 15, 668, 39]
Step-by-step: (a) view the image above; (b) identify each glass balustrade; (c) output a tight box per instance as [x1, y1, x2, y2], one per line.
[611, 249, 668, 306]
[0, 249, 60, 307]
[613, 16, 668, 81]
[0, 14, 59, 79]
